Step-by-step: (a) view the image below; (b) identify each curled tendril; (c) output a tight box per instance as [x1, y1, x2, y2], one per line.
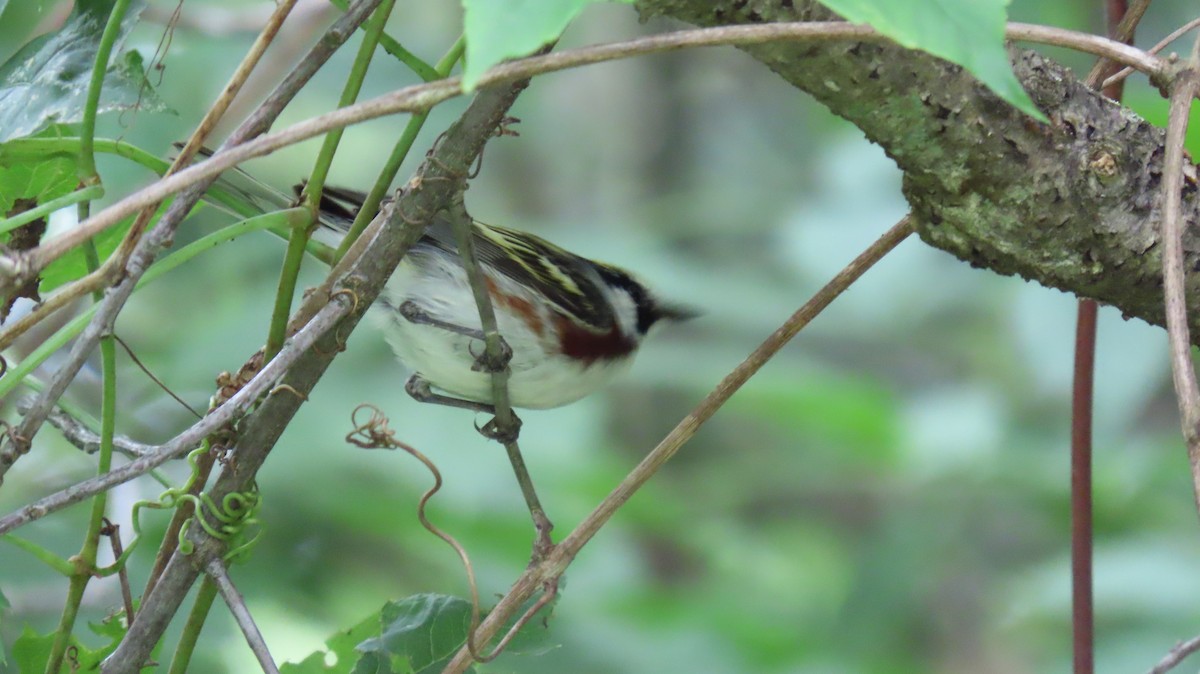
[346, 404, 553, 663]
[176, 485, 263, 562]
[97, 444, 263, 575]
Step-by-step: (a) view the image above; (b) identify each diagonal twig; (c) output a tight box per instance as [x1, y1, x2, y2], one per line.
[98, 77, 533, 674]
[30, 403, 154, 459]
[0, 0, 383, 487]
[444, 194, 553, 555]
[1148, 634, 1200, 674]
[4, 19, 1167, 303]
[1158, 34, 1200, 516]
[207, 559, 280, 674]
[0, 297, 353, 536]
[443, 215, 915, 672]
[1103, 16, 1200, 91]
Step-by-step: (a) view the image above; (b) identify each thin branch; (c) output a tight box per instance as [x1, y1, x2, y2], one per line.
[0, 0, 382, 487]
[1103, 17, 1200, 90]
[1083, 0, 1152, 85]
[268, 0, 396, 358]
[0, 296, 353, 536]
[1148, 634, 1200, 674]
[6, 20, 1164, 305]
[443, 215, 915, 672]
[0, 0, 303, 359]
[99, 518, 136, 623]
[206, 560, 280, 674]
[1072, 1, 1140, 668]
[99, 76, 532, 674]
[1158, 37, 1200, 516]
[30, 403, 154, 459]
[445, 195, 552, 552]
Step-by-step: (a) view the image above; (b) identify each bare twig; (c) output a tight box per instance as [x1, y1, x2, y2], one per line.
[1102, 17, 1200, 90]
[0, 0, 302, 360]
[206, 559, 280, 674]
[99, 76, 532, 674]
[0, 0, 383, 487]
[1158, 36, 1200, 516]
[99, 518, 136, 623]
[0, 296, 353, 536]
[445, 195, 552, 554]
[1148, 634, 1200, 674]
[1072, 2, 1140, 669]
[29, 403, 153, 459]
[6, 20, 1165, 307]
[443, 216, 915, 672]
[1084, 0, 1152, 84]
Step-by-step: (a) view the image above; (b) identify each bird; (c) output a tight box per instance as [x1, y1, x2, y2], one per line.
[197, 151, 696, 413]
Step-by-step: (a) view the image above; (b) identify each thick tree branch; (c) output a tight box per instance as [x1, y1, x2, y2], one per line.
[99, 79, 533, 674]
[637, 0, 1200, 344]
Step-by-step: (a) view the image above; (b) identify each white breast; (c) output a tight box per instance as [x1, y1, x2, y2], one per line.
[372, 251, 635, 409]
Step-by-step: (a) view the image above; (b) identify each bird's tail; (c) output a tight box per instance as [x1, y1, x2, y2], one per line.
[175, 143, 370, 236]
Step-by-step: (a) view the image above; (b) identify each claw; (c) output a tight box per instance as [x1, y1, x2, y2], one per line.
[477, 414, 522, 443]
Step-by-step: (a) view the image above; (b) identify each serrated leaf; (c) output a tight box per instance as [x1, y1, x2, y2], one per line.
[0, 155, 76, 214]
[816, 0, 1046, 121]
[10, 615, 128, 674]
[460, 0, 633, 91]
[12, 626, 54, 673]
[357, 594, 474, 674]
[0, 0, 172, 143]
[350, 592, 559, 674]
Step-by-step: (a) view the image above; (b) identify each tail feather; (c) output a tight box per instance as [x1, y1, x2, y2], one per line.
[176, 143, 364, 233]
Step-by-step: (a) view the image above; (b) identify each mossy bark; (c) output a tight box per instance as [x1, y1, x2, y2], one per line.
[639, 0, 1199, 336]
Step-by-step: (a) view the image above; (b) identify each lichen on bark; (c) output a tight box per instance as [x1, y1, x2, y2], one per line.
[638, 0, 1200, 337]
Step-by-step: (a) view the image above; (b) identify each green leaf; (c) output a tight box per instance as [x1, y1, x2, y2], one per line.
[38, 212, 132, 294]
[10, 615, 129, 673]
[816, 0, 1047, 121]
[0, 156, 76, 214]
[0, 0, 171, 143]
[12, 626, 54, 673]
[356, 594, 474, 673]
[351, 592, 558, 674]
[281, 613, 380, 674]
[460, 0, 633, 90]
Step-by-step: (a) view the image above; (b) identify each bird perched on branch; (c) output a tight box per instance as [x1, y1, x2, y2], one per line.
[197, 149, 695, 412]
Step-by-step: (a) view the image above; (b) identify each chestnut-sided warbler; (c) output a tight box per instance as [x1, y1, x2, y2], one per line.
[200, 155, 696, 411]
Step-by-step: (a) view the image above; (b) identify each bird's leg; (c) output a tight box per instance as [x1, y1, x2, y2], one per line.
[404, 374, 494, 414]
[397, 300, 513, 373]
[403, 375, 523, 441]
[398, 300, 485, 340]
[399, 301, 521, 439]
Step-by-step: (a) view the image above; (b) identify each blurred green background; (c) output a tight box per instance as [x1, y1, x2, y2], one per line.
[4, 1, 1200, 672]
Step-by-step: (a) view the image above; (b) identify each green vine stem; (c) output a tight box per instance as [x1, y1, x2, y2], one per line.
[265, 0, 397, 359]
[43, 0, 132, 668]
[332, 35, 465, 262]
[77, 0, 132, 184]
[0, 137, 336, 252]
[0, 185, 104, 235]
[327, 0, 440, 81]
[167, 577, 218, 674]
[0, 209, 310, 401]
[0, 534, 74, 576]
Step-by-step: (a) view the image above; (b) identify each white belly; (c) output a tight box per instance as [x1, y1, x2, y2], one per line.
[372, 255, 633, 409]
